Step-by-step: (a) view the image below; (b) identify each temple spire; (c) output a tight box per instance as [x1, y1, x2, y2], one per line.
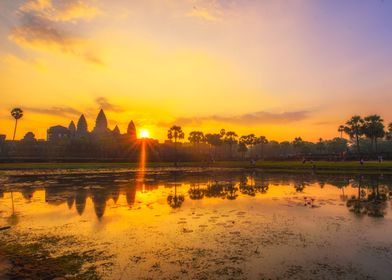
[93, 109, 109, 134]
[69, 121, 76, 135]
[127, 121, 137, 140]
[76, 115, 88, 137]
[113, 125, 120, 135]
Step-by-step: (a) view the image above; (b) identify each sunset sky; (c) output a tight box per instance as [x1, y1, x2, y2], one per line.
[1, 0, 392, 141]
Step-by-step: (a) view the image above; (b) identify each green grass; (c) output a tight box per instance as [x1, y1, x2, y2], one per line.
[0, 160, 391, 174]
[0, 232, 110, 279]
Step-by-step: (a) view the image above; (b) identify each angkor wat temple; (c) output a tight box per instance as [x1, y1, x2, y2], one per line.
[0, 109, 159, 161]
[47, 109, 137, 142]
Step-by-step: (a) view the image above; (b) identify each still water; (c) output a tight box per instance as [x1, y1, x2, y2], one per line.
[1, 168, 392, 279]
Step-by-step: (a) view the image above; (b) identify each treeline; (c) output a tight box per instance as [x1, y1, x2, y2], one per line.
[338, 115, 391, 156]
[2, 109, 392, 161]
[165, 114, 392, 161]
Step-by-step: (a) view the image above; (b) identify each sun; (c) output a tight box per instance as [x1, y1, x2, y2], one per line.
[140, 129, 150, 139]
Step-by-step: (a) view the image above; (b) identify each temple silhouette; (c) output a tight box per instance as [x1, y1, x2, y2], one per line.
[0, 109, 161, 161]
[47, 109, 137, 142]
[0, 108, 212, 162]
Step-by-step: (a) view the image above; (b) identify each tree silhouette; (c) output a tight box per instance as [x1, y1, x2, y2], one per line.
[343, 116, 364, 157]
[167, 125, 184, 163]
[363, 115, 385, 153]
[327, 137, 348, 158]
[292, 137, 304, 156]
[316, 138, 326, 154]
[11, 108, 23, 141]
[223, 131, 238, 159]
[338, 125, 345, 138]
[167, 125, 185, 143]
[205, 133, 223, 160]
[240, 134, 257, 158]
[256, 136, 268, 160]
[188, 131, 205, 153]
[188, 131, 205, 145]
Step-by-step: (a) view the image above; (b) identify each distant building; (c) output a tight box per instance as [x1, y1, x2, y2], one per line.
[47, 126, 70, 142]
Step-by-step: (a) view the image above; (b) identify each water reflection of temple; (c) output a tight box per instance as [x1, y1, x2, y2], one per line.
[62, 184, 159, 219]
[2, 172, 392, 218]
[36, 181, 160, 219]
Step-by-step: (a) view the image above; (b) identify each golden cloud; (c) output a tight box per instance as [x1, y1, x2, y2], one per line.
[10, 0, 102, 64]
[20, 0, 100, 22]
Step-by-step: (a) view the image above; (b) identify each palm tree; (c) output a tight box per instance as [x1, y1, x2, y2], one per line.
[188, 131, 205, 153]
[338, 125, 345, 138]
[316, 138, 326, 154]
[292, 137, 304, 155]
[205, 132, 224, 160]
[343, 116, 364, 157]
[167, 125, 185, 144]
[11, 108, 23, 141]
[256, 136, 268, 160]
[363, 115, 385, 153]
[167, 125, 185, 163]
[241, 134, 257, 157]
[223, 131, 238, 159]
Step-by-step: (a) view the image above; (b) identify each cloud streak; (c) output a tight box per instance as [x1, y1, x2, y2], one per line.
[95, 97, 124, 113]
[10, 13, 77, 49]
[9, 0, 102, 64]
[25, 106, 82, 117]
[160, 110, 310, 127]
[20, 0, 100, 22]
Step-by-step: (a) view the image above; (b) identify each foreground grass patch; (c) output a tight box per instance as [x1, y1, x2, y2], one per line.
[0, 231, 112, 280]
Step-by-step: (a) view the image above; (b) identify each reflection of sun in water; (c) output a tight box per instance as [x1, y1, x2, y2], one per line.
[140, 129, 150, 139]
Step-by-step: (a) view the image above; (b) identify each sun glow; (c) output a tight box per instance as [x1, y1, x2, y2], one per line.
[140, 129, 150, 139]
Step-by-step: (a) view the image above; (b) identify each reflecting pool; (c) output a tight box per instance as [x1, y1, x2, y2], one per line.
[1, 168, 392, 279]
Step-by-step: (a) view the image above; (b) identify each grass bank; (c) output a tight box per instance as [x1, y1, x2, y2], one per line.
[0, 230, 111, 279]
[0, 160, 391, 174]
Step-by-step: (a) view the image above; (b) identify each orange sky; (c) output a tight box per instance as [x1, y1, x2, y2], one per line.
[1, 0, 392, 141]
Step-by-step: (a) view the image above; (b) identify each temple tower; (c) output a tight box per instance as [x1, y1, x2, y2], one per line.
[76, 114, 88, 137]
[127, 121, 137, 140]
[112, 125, 120, 136]
[93, 109, 109, 134]
[69, 121, 76, 137]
